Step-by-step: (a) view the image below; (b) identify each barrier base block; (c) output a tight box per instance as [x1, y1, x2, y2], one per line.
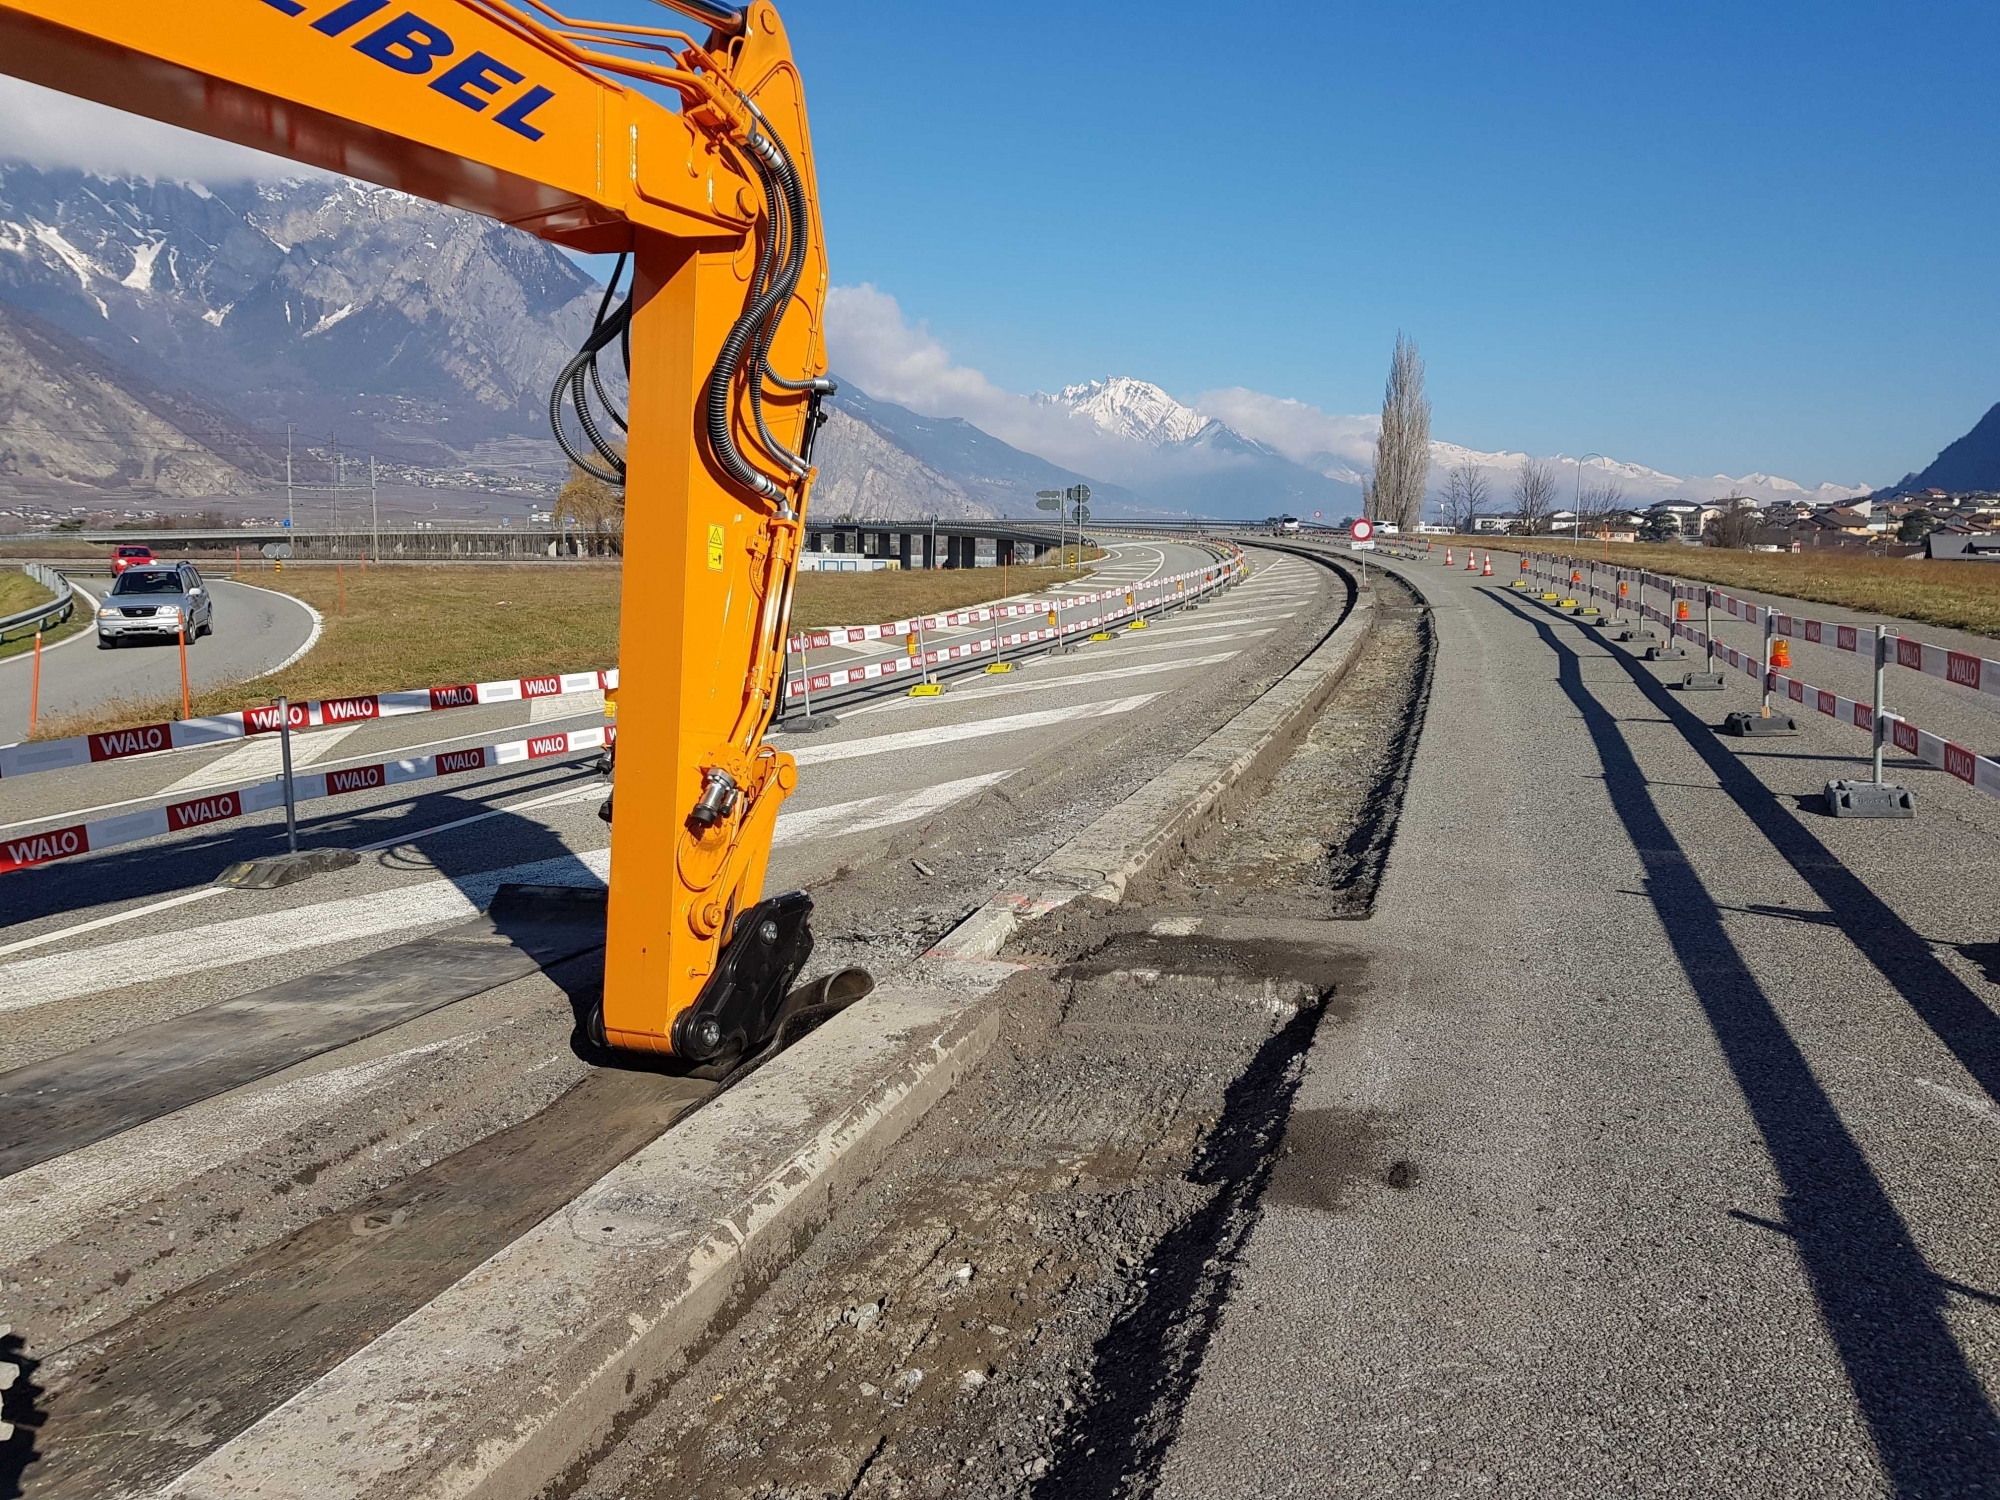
[1645, 645, 1687, 661]
[1676, 672, 1727, 691]
[774, 713, 841, 733]
[214, 847, 361, 891]
[1724, 710, 1799, 737]
[1825, 779, 1915, 819]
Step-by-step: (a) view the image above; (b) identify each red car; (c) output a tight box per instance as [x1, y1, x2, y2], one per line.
[112, 545, 156, 575]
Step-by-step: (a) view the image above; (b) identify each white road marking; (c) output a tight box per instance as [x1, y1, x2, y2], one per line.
[842, 652, 1242, 719]
[0, 780, 605, 960]
[0, 1025, 508, 1252]
[161, 722, 365, 794]
[0, 756, 1033, 1011]
[528, 689, 605, 724]
[0, 847, 614, 1015]
[774, 771, 1011, 846]
[1117, 611, 1296, 636]
[0, 885, 229, 959]
[789, 694, 1159, 767]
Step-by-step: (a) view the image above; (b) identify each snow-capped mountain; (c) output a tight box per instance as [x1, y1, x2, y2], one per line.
[1039, 377, 1212, 447]
[1032, 377, 1357, 517]
[0, 163, 605, 462]
[1422, 441, 1871, 510]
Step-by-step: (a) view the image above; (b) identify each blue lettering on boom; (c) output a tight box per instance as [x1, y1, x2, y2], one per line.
[430, 50, 523, 111]
[257, 0, 557, 143]
[354, 11, 453, 74]
[494, 85, 555, 141]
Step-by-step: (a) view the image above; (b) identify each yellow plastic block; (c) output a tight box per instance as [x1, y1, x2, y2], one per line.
[983, 662, 1015, 674]
[908, 683, 944, 697]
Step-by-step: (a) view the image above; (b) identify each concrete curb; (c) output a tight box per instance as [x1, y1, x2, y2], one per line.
[932, 554, 1376, 959]
[169, 986, 1005, 1500]
[170, 546, 1366, 1499]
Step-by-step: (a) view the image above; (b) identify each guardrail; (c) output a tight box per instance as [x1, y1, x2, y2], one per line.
[0, 563, 76, 646]
[1513, 551, 2000, 810]
[778, 546, 1248, 718]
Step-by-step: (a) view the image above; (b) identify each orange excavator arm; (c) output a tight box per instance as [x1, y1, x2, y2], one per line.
[0, 0, 833, 1062]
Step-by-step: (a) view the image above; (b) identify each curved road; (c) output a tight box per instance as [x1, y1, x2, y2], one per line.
[0, 571, 318, 743]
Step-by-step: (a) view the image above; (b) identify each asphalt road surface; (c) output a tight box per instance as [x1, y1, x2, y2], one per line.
[0, 570, 319, 743]
[0, 540, 1344, 1496]
[1150, 545, 2000, 1497]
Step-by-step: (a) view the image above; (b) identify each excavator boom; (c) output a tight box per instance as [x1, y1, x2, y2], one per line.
[0, 0, 833, 1060]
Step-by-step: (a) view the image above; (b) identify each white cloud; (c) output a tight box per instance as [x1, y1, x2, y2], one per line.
[1193, 387, 1377, 481]
[826, 285, 1326, 487]
[0, 74, 315, 182]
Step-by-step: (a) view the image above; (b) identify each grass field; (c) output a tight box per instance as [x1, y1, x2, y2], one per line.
[28, 557, 1096, 738]
[1476, 539, 2000, 639]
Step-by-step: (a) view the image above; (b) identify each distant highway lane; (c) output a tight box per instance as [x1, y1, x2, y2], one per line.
[0, 571, 319, 743]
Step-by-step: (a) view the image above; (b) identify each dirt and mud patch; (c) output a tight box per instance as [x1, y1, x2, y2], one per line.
[568, 936, 1358, 1500]
[1142, 565, 1433, 920]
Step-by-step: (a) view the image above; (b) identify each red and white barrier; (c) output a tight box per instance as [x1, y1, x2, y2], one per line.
[0, 667, 618, 782]
[787, 555, 1243, 654]
[1519, 555, 2000, 805]
[1521, 553, 2000, 700]
[0, 725, 614, 875]
[786, 553, 1247, 700]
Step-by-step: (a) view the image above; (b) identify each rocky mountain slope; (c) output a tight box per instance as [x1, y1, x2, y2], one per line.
[0, 300, 276, 496]
[0, 164, 603, 464]
[1884, 401, 2000, 496]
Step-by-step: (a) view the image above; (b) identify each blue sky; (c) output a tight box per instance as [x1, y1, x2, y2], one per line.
[746, 0, 1996, 488]
[2, 1, 1994, 487]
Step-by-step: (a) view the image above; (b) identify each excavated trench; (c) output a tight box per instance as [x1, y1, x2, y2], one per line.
[565, 565, 1436, 1500]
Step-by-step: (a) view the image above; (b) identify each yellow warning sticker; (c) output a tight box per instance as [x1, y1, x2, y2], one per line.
[706, 523, 726, 571]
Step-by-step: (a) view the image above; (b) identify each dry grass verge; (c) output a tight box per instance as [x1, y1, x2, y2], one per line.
[29, 558, 1098, 738]
[1476, 539, 2000, 639]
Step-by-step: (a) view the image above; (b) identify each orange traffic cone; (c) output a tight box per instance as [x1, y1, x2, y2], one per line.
[1482, 553, 1493, 576]
[1771, 638, 1792, 669]
[1465, 550, 1476, 570]
[1445, 547, 1454, 567]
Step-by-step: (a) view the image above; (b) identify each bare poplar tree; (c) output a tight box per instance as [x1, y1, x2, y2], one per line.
[1440, 462, 1490, 532]
[1513, 458, 1559, 534]
[1577, 478, 1626, 520]
[1369, 334, 1431, 531]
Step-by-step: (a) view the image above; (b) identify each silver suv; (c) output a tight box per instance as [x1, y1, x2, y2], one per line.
[98, 563, 214, 647]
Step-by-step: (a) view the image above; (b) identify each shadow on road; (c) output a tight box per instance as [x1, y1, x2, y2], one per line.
[0, 763, 599, 933]
[1493, 587, 2000, 1497]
